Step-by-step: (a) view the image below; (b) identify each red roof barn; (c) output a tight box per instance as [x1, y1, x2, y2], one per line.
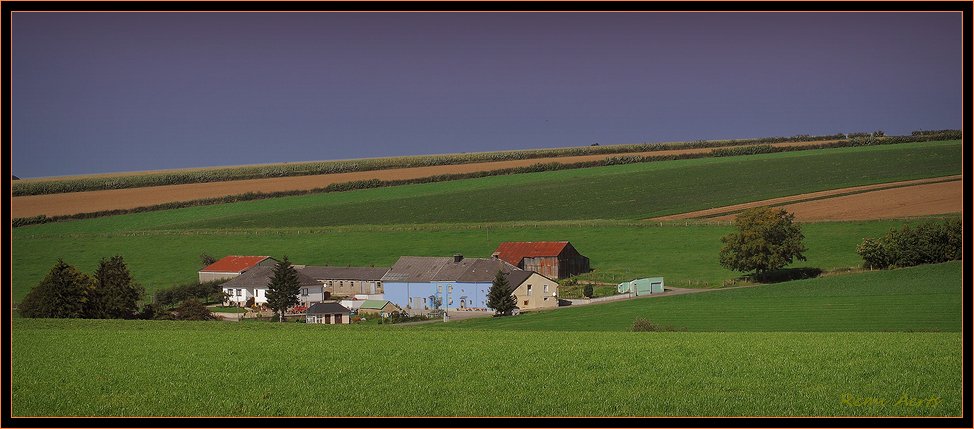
[198, 255, 277, 283]
[492, 241, 590, 279]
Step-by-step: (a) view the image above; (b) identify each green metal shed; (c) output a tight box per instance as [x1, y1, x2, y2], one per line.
[617, 277, 664, 295]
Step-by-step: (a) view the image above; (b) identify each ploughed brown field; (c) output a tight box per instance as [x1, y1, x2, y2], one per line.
[651, 176, 962, 222]
[10, 141, 825, 219]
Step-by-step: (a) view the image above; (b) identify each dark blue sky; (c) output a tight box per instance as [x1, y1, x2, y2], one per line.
[11, 12, 962, 178]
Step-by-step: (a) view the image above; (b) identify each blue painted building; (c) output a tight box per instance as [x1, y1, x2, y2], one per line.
[381, 254, 524, 315]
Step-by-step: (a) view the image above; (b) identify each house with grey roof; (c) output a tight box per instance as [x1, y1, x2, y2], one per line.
[306, 302, 352, 324]
[221, 266, 322, 308]
[381, 254, 558, 315]
[299, 266, 389, 298]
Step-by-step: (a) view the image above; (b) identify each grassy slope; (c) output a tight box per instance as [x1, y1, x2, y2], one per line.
[11, 219, 949, 302]
[11, 318, 961, 416]
[9, 141, 963, 418]
[10, 141, 961, 302]
[422, 262, 962, 332]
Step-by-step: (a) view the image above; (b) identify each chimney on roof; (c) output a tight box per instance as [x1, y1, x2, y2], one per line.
[453, 254, 463, 263]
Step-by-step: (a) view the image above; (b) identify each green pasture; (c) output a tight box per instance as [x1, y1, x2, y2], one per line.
[12, 219, 952, 303]
[424, 261, 962, 332]
[11, 318, 961, 417]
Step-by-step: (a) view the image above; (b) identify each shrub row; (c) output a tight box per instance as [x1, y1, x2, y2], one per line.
[12, 133, 961, 228]
[708, 131, 962, 158]
[153, 280, 225, 308]
[631, 317, 686, 332]
[912, 129, 959, 136]
[710, 145, 780, 157]
[856, 218, 962, 270]
[12, 133, 854, 196]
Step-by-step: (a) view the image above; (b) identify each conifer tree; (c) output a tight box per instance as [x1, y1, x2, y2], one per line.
[486, 270, 516, 316]
[265, 256, 300, 323]
[89, 255, 144, 319]
[19, 259, 94, 318]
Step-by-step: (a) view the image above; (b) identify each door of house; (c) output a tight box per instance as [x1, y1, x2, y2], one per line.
[335, 314, 343, 324]
[325, 314, 332, 324]
[370, 282, 377, 294]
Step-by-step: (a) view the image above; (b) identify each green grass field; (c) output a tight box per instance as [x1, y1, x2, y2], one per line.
[422, 262, 962, 332]
[10, 139, 962, 417]
[10, 140, 961, 303]
[11, 319, 961, 417]
[11, 219, 951, 303]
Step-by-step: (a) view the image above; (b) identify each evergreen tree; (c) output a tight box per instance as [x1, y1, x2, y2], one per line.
[486, 270, 516, 316]
[89, 255, 144, 319]
[265, 256, 300, 323]
[19, 259, 94, 318]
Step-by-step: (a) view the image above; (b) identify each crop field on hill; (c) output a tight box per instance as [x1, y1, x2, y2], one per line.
[11, 318, 961, 417]
[150, 141, 963, 229]
[11, 219, 949, 303]
[11, 140, 839, 219]
[422, 262, 962, 332]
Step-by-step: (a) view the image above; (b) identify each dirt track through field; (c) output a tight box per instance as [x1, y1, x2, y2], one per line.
[10, 141, 828, 219]
[650, 176, 962, 222]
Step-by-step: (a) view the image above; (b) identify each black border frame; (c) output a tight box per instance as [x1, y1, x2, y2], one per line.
[2, 1, 971, 428]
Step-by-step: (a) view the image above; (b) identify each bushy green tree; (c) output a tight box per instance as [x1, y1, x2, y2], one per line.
[857, 218, 962, 269]
[486, 270, 516, 316]
[88, 255, 144, 319]
[719, 207, 807, 275]
[171, 298, 215, 321]
[583, 283, 595, 298]
[19, 259, 94, 318]
[265, 256, 300, 323]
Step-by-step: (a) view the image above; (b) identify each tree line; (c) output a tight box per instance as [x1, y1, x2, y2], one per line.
[18, 256, 217, 321]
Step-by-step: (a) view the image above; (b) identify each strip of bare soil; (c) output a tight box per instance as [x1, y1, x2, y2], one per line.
[650, 177, 962, 222]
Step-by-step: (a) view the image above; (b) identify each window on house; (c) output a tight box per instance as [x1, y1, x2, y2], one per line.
[302, 288, 308, 296]
[524, 300, 529, 306]
[235, 289, 241, 296]
[527, 285, 533, 295]
[544, 284, 549, 293]
[339, 281, 344, 289]
[328, 281, 333, 287]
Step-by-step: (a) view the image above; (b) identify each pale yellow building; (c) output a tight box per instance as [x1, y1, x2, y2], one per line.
[506, 271, 559, 311]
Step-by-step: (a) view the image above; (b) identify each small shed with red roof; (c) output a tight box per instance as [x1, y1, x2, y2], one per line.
[198, 255, 277, 283]
[492, 241, 590, 279]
